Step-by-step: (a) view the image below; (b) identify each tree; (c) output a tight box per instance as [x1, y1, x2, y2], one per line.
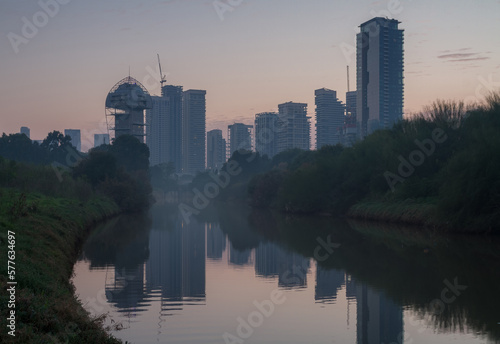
[109, 135, 150, 173]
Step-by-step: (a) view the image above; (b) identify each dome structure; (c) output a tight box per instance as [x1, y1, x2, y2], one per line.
[105, 76, 152, 141]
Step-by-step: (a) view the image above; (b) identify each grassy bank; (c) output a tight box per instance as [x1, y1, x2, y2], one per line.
[347, 198, 448, 230]
[0, 189, 123, 343]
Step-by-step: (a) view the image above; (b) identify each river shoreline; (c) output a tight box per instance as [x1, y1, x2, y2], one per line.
[346, 198, 499, 234]
[0, 189, 124, 344]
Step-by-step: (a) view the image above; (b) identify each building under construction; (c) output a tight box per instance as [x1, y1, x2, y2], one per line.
[105, 76, 153, 142]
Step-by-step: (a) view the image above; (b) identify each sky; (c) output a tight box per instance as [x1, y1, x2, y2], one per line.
[1, 0, 499, 151]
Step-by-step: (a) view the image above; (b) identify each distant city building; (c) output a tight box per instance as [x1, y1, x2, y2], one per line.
[64, 129, 81, 152]
[315, 88, 345, 149]
[147, 96, 169, 167]
[342, 90, 358, 146]
[105, 76, 152, 143]
[254, 112, 279, 158]
[207, 129, 226, 171]
[228, 123, 252, 156]
[356, 17, 404, 139]
[277, 102, 310, 153]
[146, 85, 184, 169]
[346, 90, 357, 121]
[20, 126, 30, 139]
[182, 89, 206, 174]
[94, 133, 110, 147]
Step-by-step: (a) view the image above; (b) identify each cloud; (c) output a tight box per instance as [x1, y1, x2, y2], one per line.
[438, 49, 490, 63]
[438, 53, 477, 59]
[449, 57, 490, 62]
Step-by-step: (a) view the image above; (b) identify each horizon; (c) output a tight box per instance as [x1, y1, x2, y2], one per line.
[1, 0, 499, 151]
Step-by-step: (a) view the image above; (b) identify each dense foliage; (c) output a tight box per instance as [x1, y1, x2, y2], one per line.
[0, 132, 152, 212]
[248, 95, 500, 232]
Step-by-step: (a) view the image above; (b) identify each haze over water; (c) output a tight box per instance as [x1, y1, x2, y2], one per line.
[73, 204, 500, 344]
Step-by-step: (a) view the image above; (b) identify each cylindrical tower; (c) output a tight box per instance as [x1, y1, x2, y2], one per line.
[105, 76, 152, 142]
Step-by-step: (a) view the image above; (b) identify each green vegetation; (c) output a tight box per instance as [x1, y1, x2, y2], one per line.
[0, 184, 122, 343]
[0, 134, 153, 343]
[248, 94, 500, 233]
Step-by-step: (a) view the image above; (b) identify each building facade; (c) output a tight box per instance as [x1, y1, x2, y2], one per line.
[64, 129, 81, 152]
[207, 129, 226, 171]
[146, 85, 183, 169]
[182, 89, 206, 174]
[254, 112, 279, 158]
[20, 126, 30, 139]
[94, 133, 110, 147]
[356, 17, 404, 139]
[315, 88, 345, 149]
[277, 102, 310, 153]
[228, 123, 252, 156]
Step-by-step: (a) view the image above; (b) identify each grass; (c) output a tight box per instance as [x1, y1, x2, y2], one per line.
[0, 188, 124, 344]
[347, 197, 449, 230]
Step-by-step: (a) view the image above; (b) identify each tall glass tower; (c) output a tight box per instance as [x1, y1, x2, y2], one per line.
[356, 17, 404, 140]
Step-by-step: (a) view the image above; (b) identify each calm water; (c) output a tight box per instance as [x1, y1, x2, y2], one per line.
[73, 203, 500, 344]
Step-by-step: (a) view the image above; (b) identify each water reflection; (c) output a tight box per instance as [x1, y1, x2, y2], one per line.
[73, 203, 500, 344]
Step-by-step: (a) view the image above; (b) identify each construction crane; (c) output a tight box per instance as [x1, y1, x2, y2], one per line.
[157, 53, 167, 88]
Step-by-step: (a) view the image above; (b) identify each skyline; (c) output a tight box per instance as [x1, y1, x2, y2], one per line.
[1, 0, 499, 151]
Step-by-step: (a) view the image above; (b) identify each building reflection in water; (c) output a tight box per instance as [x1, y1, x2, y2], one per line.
[315, 266, 345, 303]
[146, 218, 206, 316]
[101, 214, 404, 343]
[355, 281, 404, 344]
[254, 241, 310, 289]
[228, 243, 253, 266]
[206, 222, 226, 260]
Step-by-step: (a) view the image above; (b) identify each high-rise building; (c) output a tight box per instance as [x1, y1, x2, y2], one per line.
[64, 129, 81, 152]
[356, 17, 404, 139]
[20, 127, 30, 139]
[346, 91, 357, 122]
[94, 133, 110, 147]
[255, 112, 279, 158]
[277, 102, 310, 153]
[182, 89, 206, 174]
[315, 88, 345, 149]
[146, 85, 183, 169]
[207, 129, 226, 171]
[343, 91, 358, 146]
[228, 123, 252, 156]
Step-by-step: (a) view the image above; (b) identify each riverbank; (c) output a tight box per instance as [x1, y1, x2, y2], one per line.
[347, 198, 499, 234]
[0, 189, 123, 343]
[347, 198, 445, 229]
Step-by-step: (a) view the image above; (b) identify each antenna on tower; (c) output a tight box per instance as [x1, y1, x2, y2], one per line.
[347, 65, 350, 93]
[157, 54, 167, 88]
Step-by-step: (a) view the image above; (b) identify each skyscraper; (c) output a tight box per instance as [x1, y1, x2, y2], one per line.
[146, 85, 183, 169]
[20, 126, 30, 139]
[356, 17, 404, 140]
[346, 90, 357, 122]
[277, 102, 310, 153]
[64, 129, 81, 152]
[315, 88, 345, 149]
[343, 91, 358, 146]
[182, 89, 206, 174]
[255, 112, 279, 158]
[228, 123, 252, 156]
[94, 133, 109, 147]
[207, 129, 226, 171]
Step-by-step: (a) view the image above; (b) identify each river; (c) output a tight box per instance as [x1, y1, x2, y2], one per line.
[72, 202, 500, 344]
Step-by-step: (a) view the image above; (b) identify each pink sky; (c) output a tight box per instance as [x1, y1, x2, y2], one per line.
[1, 0, 499, 151]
